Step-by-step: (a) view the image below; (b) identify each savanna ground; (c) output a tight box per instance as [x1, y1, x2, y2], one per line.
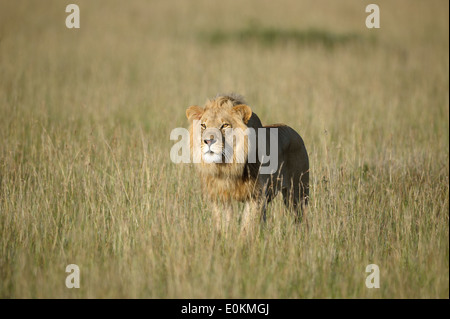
[0, 0, 448, 298]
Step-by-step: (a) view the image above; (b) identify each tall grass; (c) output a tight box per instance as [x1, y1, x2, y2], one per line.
[0, 0, 448, 298]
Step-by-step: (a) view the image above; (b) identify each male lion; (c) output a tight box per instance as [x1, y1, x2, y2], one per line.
[186, 94, 309, 231]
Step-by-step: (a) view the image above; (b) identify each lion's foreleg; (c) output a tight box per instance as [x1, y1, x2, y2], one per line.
[240, 199, 263, 234]
[212, 201, 233, 233]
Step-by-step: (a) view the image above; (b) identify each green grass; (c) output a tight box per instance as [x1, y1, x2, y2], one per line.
[202, 25, 363, 49]
[200, 23, 368, 50]
[0, 0, 448, 298]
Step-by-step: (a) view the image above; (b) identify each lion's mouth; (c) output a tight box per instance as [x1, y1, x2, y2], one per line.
[202, 149, 223, 163]
[203, 149, 218, 156]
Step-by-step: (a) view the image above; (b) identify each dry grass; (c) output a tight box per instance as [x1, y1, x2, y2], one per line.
[0, 0, 448, 298]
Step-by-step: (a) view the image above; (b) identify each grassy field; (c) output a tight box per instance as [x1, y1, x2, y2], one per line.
[0, 0, 448, 298]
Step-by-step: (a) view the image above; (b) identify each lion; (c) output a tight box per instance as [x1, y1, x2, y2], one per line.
[186, 94, 309, 232]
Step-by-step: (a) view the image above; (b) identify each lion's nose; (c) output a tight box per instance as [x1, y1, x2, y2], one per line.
[204, 138, 216, 146]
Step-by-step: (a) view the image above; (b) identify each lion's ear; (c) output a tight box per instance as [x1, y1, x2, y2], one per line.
[232, 104, 252, 124]
[186, 105, 204, 121]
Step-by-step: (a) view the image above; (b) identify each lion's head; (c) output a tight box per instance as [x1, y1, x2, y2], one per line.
[186, 94, 256, 177]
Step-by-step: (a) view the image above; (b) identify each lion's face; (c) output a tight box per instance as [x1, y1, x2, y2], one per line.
[199, 114, 231, 164]
[186, 98, 252, 166]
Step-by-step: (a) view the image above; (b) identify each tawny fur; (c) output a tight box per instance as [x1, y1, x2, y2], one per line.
[186, 94, 309, 231]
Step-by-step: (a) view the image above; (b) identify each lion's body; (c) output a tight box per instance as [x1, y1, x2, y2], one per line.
[186, 94, 309, 230]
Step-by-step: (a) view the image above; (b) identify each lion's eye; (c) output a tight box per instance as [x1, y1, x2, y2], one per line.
[201, 123, 206, 129]
[221, 123, 230, 129]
